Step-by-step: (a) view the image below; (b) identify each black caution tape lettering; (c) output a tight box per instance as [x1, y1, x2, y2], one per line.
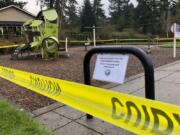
[0, 68, 15, 79]
[29, 75, 61, 96]
[151, 107, 173, 135]
[173, 114, 180, 126]
[111, 97, 125, 119]
[111, 97, 180, 134]
[125, 101, 141, 127]
[141, 105, 150, 130]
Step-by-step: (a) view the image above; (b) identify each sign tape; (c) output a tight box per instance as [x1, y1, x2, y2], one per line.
[0, 66, 179, 135]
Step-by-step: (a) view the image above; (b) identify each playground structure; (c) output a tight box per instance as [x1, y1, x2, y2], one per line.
[11, 9, 68, 60]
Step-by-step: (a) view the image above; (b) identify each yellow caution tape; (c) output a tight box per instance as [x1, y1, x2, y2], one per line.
[0, 66, 180, 134]
[0, 45, 19, 49]
[60, 38, 180, 44]
[0, 38, 180, 49]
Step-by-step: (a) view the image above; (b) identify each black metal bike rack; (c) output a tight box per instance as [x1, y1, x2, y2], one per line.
[83, 47, 155, 119]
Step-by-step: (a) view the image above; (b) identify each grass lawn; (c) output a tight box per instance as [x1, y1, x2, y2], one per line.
[0, 98, 53, 135]
[160, 42, 180, 47]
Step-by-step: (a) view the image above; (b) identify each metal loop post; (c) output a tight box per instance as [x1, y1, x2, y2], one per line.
[83, 47, 155, 119]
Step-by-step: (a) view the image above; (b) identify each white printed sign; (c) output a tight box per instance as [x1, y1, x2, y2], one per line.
[93, 54, 129, 84]
[172, 23, 180, 58]
[171, 23, 180, 38]
[175, 23, 180, 38]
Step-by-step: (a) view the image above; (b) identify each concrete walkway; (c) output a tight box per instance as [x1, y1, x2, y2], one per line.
[32, 60, 180, 135]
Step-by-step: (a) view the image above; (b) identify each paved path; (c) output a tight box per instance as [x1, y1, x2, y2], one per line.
[32, 60, 180, 135]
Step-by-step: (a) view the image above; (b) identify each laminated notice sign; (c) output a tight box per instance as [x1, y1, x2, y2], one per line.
[93, 54, 129, 84]
[175, 23, 180, 38]
[171, 23, 180, 38]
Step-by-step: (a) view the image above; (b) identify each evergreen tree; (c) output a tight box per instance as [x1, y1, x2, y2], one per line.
[123, 3, 135, 27]
[93, 0, 105, 26]
[135, 0, 161, 35]
[66, 0, 79, 28]
[0, 0, 26, 8]
[109, 0, 127, 25]
[172, 0, 180, 23]
[135, 0, 177, 35]
[80, 0, 95, 32]
[159, 0, 177, 36]
[109, 0, 135, 31]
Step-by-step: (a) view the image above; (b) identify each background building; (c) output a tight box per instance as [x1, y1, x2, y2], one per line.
[0, 5, 35, 37]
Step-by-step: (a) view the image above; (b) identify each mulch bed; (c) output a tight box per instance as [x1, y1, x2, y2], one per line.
[0, 45, 180, 111]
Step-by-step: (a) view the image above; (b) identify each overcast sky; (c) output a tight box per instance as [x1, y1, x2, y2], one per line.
[16, 0, 138, 16]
